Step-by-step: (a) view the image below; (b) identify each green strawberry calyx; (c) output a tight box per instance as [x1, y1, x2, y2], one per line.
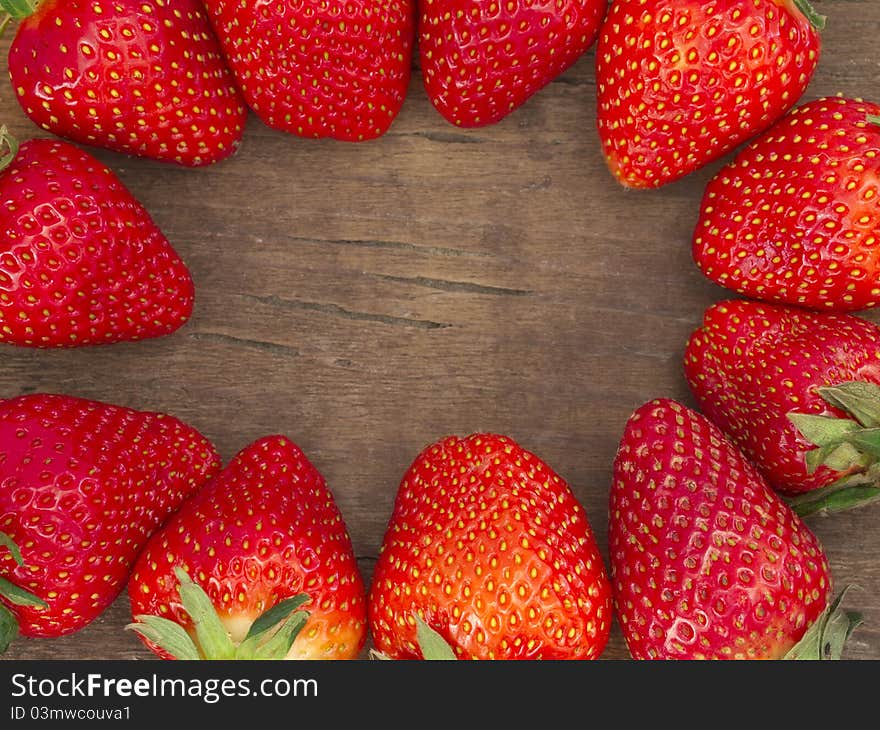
[788, 382, 880, 516]
[867, 114, 880, 128]
[126, 567, 311, 660]
[0, 126, 20, 174]
[790, 0, 826, 31]
[0, 0, 37, 36]
[0, 531, 50, 654]
[369, 615, 458, 660]
[783, 588, 862, 660]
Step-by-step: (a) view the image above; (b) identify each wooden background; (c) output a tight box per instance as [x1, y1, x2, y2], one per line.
[2, 0, 880, 661]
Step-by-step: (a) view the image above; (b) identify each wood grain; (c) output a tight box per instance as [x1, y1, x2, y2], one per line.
[3, 0, 880, 660]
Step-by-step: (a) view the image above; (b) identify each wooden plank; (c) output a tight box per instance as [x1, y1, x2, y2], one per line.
[2, 1, 880, 660]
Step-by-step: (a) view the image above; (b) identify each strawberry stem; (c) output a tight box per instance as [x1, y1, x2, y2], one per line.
[791, 0, 826, 30]
[0, 126, 19, 173]
[789, 479, 880, 517]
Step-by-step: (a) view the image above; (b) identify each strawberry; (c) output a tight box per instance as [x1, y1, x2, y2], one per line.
[419, 0, 607, 127]
[596, 0, 824, 188]
[693, 97, 880, 311]
[368, 433, 612, 660]
[128, 435, 367, 660]
[200, 0, 414, 141]
[685, 299, 880, 515]
[5, 0, 247, 167]
[0, 131, 195, 348]
[610, 398, 860, 659]
[0, 393, 220, 651]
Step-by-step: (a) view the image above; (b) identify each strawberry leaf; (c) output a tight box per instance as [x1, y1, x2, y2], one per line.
[821, 442, 867, 472]
[243, 594, 310, 643]
[250, 610, 310, 660]
[126, 615, 201, 661]
[0, 126, 18, 175]
[0, 576, 47, 608]
[235, 595, 311, 660]
[817, 382, 880, 428]
[415, 615, 457, 660]
[0, 0, 37, 19]
[783, 588, 861, 660]
[173, 567, 235, 660]
[0, 533, 24, 565]
[846, 429, 880, 458]
[787, 413, 859, 447]
[804, 443, 836, 475]
[0, 533, 48, 609]
[0, 603, 18, 653]
[791, 0, 826, 30]
[868, 114, 880, 128]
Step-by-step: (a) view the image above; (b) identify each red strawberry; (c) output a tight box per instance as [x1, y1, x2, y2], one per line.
[0, 132, 195, 348]
[200, 0, 414, 141]
[419, 0, 607, 127]
[128, 436, 367, 660]
[6, 0, 247, 167]
[368, 433, 612, 660]
[610, 399, 859, 659]
[596, 0, 824, 188]
[685, 299, 880, 514]
[693, 97, 880, 311]
[0, 393, 220, 651]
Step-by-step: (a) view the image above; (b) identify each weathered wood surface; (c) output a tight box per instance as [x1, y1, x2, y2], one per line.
[2, 0, 880, 660]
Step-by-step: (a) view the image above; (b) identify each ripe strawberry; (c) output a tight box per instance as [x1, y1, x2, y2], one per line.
[0, 394, 220, 651]
[596, 0, 824, 188]
[0, 132, 195, 348]
[693, 97, 880, 311]
[128, 436, 367, 660]
[200, 0, 413, 141]
[420, 0, 607, 127]
[610, 399, 859, 659]
[368, 433, 612, 660]
[6, 0, 247, 166]
[685, 300, 880, 514]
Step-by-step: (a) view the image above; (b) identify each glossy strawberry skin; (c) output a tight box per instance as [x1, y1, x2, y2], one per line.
[420, 0, 607, 127]
[201, 0, 414, 141]
[596, 0, 820, 188]
[368, 433, 612, 660]
[8, 0, 247, 167]
[129, 436, 367, 660]
[693, 97, 880, 311]
[685, 300, 880, 495]
[0, 394, 221, 638]
[610, 399, 831, 659]
[0, 139, 194, 348]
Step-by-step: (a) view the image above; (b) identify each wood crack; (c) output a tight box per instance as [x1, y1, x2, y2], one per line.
[388, 130, 488, 144]
[282, 234, 493, 260]
[245, 294, 453, 330]
[374, 274, 533, 297]
[189, 332, 301, 357]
